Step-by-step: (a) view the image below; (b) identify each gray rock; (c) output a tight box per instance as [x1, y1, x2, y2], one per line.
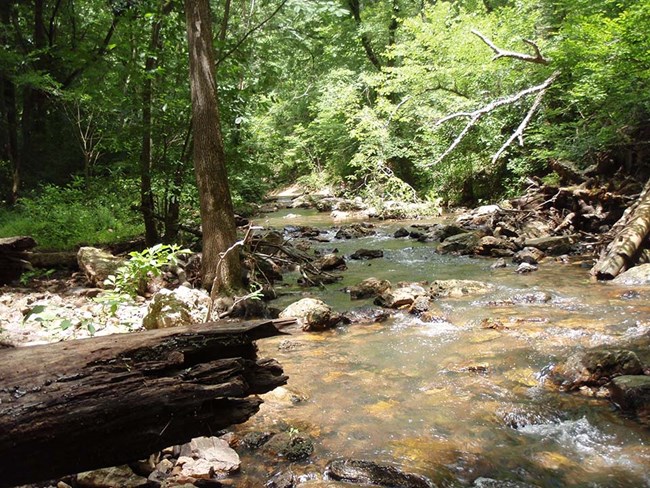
[475, 236, 517, 257]
[437, 232, 480, 255]
[349, 278, 392, 300]
[267, 470, 296, 488]
[325, 459, 434, 488]
[524, 235, 575, 255]
[242, 431, 274, 449]
[491, 258, 507, 269]
[77, 247, 125, 288]
[512, 247, 545, 265]
[314, 254, 346, 271]
[429, 280, 493, 298]
[342, 306, 391, 324]
[142, 285, 210, 330]
[394, 227, 410, 238]
[375, 283, 427, 309]
[516, 262, 538, 274]
[76, 466, 149, 488]
[178, 436, 240, 476]
[473, 477, 540, 488]
[612, 264, 650, 285]
[279, 298, 343, 331]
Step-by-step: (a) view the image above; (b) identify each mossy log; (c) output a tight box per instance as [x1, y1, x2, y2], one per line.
[0, 319, 292, 487]
[591, 178, 650, 279]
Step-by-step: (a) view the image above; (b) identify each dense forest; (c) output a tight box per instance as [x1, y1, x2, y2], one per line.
[1, 0, 649, 250]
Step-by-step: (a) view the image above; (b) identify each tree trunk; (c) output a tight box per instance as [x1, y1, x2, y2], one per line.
[0, 319, 291, 488]
[591, 177, 650, 279]
[184, 0, 243, 293]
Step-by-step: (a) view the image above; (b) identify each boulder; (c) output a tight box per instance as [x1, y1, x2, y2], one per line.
[375, 283, 427, 309]
[491, 258, 507, 269]
[550, 349, 644, 390]
[241, 431, 274, 450]
[335, 224, 376, 239]
[325, 459, 434, 488]
[279, 298, 342, 331]
[142, 286, 211, 330]
[267, 470, 296, 488]
[178, 436, 240, 476]
[437, 232, 481, 255]
[342, 306, 391, 324]
[473, 478, 540, 488]
[349, 278, 392, 300]
[609, 375, 650, 424]
[77, 247, 125, 287]
[512, 247, 545, 265]
[612, 264, 650, 285]
[76, 466, 149, 488]
[408, 295, 434, 316]
[429, 280, 493, 298]
[350, 249, 384, 260]
[516, 262, 538, 274]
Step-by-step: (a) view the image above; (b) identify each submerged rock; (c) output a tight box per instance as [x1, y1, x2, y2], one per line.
[512, 247, 545, 265]
[473, 477, 540, 488]
[516, 262, 538, 274]
[342, 306, 391, 324]
[267, 470, 296, 488]
[375, 283, 427, 309]
[263, 432, 314, 461]
[178, 436, 241, 475]
[437, 232, 481, 255]
[325, 459, 434, 488]
[142, 286, 210, 330]
[315, 254, 346, 271]
[429, 280, 493, 298]
[394, 227, 410, 238]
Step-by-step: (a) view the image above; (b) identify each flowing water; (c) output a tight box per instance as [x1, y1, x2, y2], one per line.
[233, 208, 650, 487]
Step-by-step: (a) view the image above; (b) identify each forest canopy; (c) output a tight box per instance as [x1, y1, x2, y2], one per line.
[1, 0, 649, 248]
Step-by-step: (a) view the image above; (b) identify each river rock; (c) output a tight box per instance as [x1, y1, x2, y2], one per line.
[279, 298, 343, 331]
[375, 283, 427, 309]
[408, 295, 434, 316]
[335, 224, 376, 239]
[178, 436, 240, 476]
[609, 375, 650, 424]
[349, 278, 392, 300]
[474, 236, 517, 257]
[491, 258, 507, 269]
[325, 459, 434, 488]
[429, 279, 493, 298]
[524, 235, 575, 255]
[263, 432, 314, 461]
[473, 478, 540, 488]
[77, 247, 125, 287]
[394, 227, 410, 238]
[267, 470, 296, 488]
[350, 249, 384, 260]
[315, 254, 346, 271]
[611, 264, 650, 285]
[516, 262, 538, 274]
[342, 306, 390, 324]
[142, 285, 210, 330]
[76, 466, 149, 488]
[437, 232, 481, 255]
[242, 431, 274, 449]
[550, 349, 644, 390]
[512, 247, 545, 265]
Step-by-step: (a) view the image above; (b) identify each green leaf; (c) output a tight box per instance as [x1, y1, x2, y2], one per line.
[59, 319, 73, 330]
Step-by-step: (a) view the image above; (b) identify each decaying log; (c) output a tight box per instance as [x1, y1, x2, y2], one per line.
[591, 178, 650, 279]
[0, 319, 293, 487]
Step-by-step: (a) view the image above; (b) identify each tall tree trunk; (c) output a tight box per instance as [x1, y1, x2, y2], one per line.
[184, 0, 243, 294]
[348, 0, 382, 70]
[0, 2, 20, 204]
[139, 3, 172, 246]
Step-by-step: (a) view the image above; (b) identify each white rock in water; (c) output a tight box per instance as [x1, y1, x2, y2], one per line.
[612, 264, 650, 285]
[178, 437, 240, 476]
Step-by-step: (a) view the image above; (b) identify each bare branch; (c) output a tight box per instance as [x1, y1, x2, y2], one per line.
[431, 72, 558, 166]
[492, 71, 559, 162]
[471, 29, 549, 65]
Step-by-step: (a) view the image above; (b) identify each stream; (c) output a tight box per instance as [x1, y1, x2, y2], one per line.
[234, 207, 650, 487]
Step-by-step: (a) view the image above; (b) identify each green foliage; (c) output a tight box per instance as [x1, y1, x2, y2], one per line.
[23, 304, 97, 336]
[0, 177, 143, 250]
[104, 244, 190, 297]
[19, 268, 56, 286]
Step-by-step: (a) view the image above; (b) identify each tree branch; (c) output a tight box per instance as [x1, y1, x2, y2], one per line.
[471, 29, 549, 65]
[431, 72, 558, 165]
[215, 0, 289, 68]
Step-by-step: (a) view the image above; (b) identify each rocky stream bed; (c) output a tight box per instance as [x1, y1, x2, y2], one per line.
[2, 190, 650, 488]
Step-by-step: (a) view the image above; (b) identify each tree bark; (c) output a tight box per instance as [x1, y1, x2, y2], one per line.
[591, 177, 650, 279]
[0, 319, 291, 488]
[184, 0, 243, 293]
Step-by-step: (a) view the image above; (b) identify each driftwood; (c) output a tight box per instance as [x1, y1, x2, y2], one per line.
[0, 319, 293, 487]
[591, 178, 650, 279]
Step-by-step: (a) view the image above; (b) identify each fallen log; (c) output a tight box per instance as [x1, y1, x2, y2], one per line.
[0, 319, 292, 487]
[591, 178, 650, 279]
[0, 236, 37, 284]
